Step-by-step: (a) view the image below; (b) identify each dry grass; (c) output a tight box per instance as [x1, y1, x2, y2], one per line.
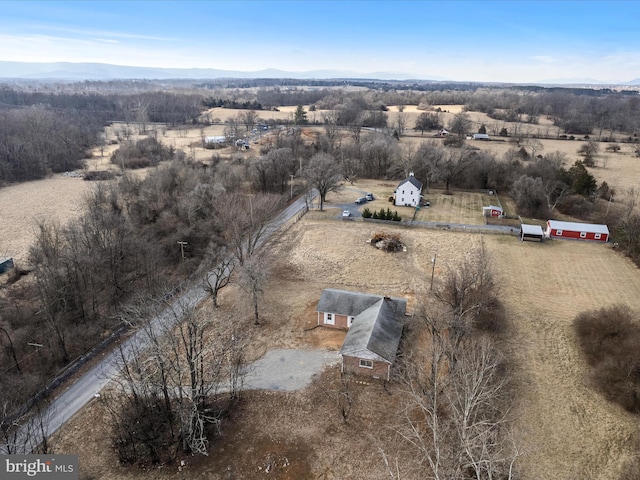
[484, 235, 640, 480]
[4, 106, 640, 478]
[0, 176, 90, 264]
[47, 211, 640, 479]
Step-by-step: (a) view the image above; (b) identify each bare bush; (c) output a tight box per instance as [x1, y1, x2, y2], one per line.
[574, 305, 640, 413]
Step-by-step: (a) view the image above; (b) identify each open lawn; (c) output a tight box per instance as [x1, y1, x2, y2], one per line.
[322, 179, 504, 225]
[485, 235, 640, 480]
[49, 213, 640, 479]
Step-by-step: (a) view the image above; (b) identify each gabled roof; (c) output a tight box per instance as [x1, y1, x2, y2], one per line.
[317, 289, 407, 362]
[397, 175, 422, 191]
[339, 298, 405, 363]
[317, 289, 385, 318]
[547, 220, 609, 235]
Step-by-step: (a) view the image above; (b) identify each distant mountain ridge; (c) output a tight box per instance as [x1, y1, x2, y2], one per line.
[0, 61, 428, 81]
[0, 61, 637, 85]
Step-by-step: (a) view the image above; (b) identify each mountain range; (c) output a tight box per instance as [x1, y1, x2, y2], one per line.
[0, 61, 638, 86]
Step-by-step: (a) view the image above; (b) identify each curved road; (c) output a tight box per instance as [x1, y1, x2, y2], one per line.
[3, 191, 318, 454]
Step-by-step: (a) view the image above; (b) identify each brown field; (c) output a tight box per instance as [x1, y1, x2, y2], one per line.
[48, 212, 640, 479]
[3, 105, 640, 477]
[3, 101, 636, 265]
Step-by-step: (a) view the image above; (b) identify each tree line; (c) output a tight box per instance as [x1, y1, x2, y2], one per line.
[0, 87, 203, 184]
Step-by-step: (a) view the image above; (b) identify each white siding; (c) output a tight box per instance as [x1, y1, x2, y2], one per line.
[395, 180, 421, 207]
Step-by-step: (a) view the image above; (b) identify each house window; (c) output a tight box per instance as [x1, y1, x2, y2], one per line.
[595, 233, 601, 240]
[324, 312, 334, 325]
[359, 359, 373, 369]
[580, 232, 587, 238]
[348, 316, 355, 327]
[402, 190, 405, 194]
[556, 229, 563, 236]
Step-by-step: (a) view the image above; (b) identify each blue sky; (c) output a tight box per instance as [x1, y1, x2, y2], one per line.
[1, 0, 640, 83]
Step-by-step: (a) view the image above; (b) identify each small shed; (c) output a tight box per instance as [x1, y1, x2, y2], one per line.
[473, 133, 490, 140]
[546, 220, 609, 242]
[482, 205, 503, 217]
[204, 136, 226, 145]
[520, 224, 544, 242]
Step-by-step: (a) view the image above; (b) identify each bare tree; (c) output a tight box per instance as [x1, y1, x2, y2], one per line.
[436, 149, 473, 195]
[322, 111, 340, 151]
[448, 111, 472, 137]
[303, 152, 343, 211]
[392, 260, 518, 479]
[203, 245, 236, 308]
[103, 295, 245, 463]
[216, 192, 284, 266]
[324, 373, 353, 424]
[240, 110, 259, 132]
[238, 251, 270, 325]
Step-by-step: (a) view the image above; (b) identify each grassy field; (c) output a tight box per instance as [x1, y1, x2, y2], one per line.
[48, 212, 640, 479]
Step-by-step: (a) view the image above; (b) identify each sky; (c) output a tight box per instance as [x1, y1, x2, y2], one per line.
[1, 0, 640, 83]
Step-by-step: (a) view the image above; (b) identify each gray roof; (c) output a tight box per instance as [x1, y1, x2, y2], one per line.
[316, 289, 406, 363]
[317, 289, 386, 318]
[397, 175, 422, 191]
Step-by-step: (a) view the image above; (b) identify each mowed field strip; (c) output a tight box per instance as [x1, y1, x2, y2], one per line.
[484, 236, 640, 480]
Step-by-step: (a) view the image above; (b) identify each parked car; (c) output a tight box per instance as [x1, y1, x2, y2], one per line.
[355, 197, 367, 204]
[365, 193, 374, 201]
[342, 210, 351, 217]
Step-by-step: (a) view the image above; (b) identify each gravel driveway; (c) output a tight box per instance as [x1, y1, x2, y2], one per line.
[242, 349, 341, 391]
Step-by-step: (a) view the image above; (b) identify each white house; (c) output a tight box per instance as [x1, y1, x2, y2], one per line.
[394, 173, 423, 207]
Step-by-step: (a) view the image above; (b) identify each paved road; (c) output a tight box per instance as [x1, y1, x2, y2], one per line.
[3, 191, 317, 454]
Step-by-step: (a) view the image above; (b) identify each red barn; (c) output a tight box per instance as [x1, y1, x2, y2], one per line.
[482, 205, 503, 217]
[546, 220, 609, 242]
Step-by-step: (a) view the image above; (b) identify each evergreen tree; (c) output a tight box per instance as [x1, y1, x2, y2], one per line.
[294, 105, 307, 125]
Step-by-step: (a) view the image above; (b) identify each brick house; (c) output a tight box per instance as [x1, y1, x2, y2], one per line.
[316, 289, 407, 380]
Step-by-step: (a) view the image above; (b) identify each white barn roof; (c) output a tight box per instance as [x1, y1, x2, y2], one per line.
[521, 224, 544, 236]
[547, 220, 609, 235]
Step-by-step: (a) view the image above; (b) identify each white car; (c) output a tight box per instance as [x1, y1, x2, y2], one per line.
[342, 210, 351, 217]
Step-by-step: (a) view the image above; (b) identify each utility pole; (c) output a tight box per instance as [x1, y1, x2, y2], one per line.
[177, 241, 188, 261]
[430, 253, 437, 291]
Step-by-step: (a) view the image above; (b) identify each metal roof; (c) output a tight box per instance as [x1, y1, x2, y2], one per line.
[521, 224, 544, 236]
[547, 220, 609, 235]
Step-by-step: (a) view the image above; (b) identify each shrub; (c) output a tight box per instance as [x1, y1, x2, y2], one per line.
[573, 305, 640, 413]
[361, 207, 372, 218]
[444, 135, 465, 148]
